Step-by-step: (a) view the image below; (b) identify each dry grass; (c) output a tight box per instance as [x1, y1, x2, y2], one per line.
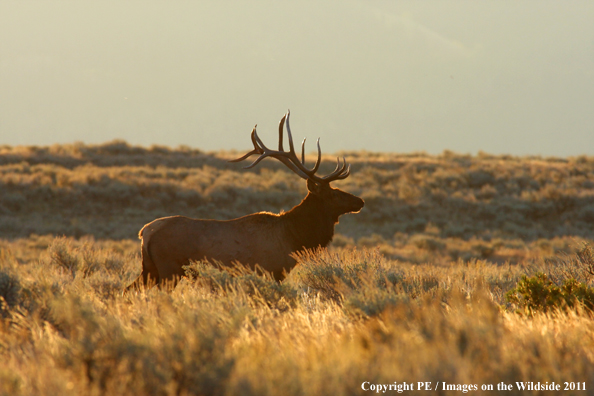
[1, 238, 594, 395]
[1, 142, 594, 394]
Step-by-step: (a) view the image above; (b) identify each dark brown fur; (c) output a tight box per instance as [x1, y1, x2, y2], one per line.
[126, 180, 363, 290]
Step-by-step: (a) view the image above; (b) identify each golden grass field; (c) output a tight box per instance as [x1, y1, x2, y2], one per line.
[1, 142, 594, 395]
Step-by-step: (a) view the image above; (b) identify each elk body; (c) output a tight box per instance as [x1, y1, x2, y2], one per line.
[126, 111, 364, 290]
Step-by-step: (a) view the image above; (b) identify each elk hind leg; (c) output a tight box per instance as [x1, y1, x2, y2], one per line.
[125, 249, 160, 292]
[154, 258, 186, 291]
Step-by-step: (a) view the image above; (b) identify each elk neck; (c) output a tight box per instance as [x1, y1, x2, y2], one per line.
[281, 191, 336, 251]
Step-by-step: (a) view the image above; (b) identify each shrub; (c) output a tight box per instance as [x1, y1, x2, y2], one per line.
[0, 270, 22, 317]
[547, 243, 594, 286]
[184, 261, 298, 310]
[292, 249, 382, 300]
[343, 278, 409, 318]
[506, 273, 594, 314]
[46, 293, 237, 396]
[410, 235, 446, 252]
[47, 237, 80, 277]
[291, 248, 411, 317]
[45, 237, 125, 281]
[0, 250, 23, 317]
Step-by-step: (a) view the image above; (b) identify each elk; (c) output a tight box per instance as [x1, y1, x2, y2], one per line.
[126, 111, 364, 291]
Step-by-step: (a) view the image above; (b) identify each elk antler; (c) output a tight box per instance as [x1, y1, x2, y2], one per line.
[230, 110, 351, 184]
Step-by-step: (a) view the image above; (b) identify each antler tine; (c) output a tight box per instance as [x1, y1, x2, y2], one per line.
[229, 125, 262, 163]
[325, 160, 351, 181]
[252, 128, 271, 153]
[300, 136, 322, 174]
[312, 138, 321, 174]
[320, 157, 349, 182]
[278, 114, 286, 151]
[301, 138, 306, 164]
[334, 163, 351, 180]
[338, 157, 349, 175]
[285, 110, 296, 155]
[228, 150, 257, 163]
[330, 157, 345, 174]
[242, 152, 270, 169]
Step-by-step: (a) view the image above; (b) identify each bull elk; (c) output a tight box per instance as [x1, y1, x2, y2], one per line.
[126, 111, 364, 291]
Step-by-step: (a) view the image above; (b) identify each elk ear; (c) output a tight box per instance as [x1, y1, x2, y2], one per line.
[306, 179, 323, 195]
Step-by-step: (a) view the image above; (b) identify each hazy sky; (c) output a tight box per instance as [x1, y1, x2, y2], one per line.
[1, 1, 593, 156]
